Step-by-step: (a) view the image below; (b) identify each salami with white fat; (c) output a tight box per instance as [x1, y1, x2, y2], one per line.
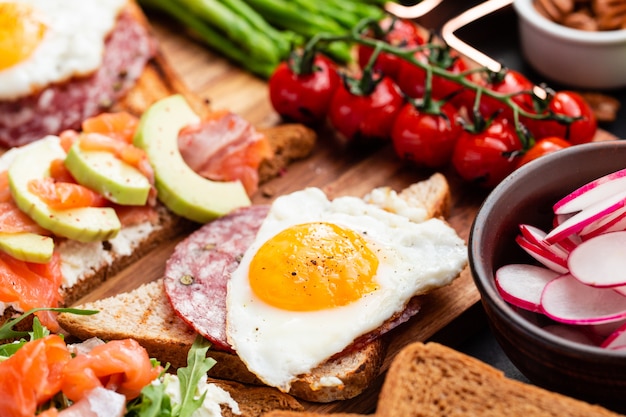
[164, 205, 270, 352]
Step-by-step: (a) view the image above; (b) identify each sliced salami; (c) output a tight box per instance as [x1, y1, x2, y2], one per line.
[164, 205, 270, 352]
[0, 9, 156, 148]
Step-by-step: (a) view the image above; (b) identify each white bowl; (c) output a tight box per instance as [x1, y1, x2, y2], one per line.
[514, 0, 626, 89]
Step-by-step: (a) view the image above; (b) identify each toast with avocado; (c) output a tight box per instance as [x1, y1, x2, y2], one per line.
[57, 173, 461, 404]
[0, 93, 315, 333]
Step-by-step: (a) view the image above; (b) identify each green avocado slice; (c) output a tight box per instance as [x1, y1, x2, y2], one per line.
[8, 138, 121, 243]
[0, 232, 54, 263]
[133, 94, 251, 223]
[64, 142, 151, 206]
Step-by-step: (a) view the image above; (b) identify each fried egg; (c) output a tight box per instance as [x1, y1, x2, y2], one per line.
[226, 188, 467, 392]
[0, 0, 126, 100]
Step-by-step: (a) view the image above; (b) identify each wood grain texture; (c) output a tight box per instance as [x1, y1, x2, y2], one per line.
[75, 15, 618, 414]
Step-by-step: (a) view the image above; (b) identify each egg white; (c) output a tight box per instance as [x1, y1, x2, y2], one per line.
[226, 187, 467, 392]
[0, 0, 127, 100]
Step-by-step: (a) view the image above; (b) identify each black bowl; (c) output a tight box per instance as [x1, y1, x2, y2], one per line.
[469, 140, 626, 413]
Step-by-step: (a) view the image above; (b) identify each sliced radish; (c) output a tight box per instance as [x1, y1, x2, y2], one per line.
[606, 344, 626, 351]
[516, 235, 569, 274]
[544, 190, 626, 244]
[542, 324, 597, 346]
[588, 318, 626, 339]
[553, 167, 626, 214]
[579, 204, 626, 239]
[495, 264, 560, 312]
[541, 274, 626, 325]
[568, 231, 626, 288]
[601, 321, 626, 349]
[519, 224, 569, 257]
[553, 213, 574, 227]
[613, 285, 626, 297]
[601, 213, 626, 234]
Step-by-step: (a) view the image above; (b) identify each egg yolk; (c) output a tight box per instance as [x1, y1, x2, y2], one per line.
[0, 3, 46, 71]
[248, 222, 380, 311]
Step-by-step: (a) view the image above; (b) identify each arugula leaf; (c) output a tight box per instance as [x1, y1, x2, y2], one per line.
[126, 381, 173, 417]
[0, 307, 98, 340]
[174, 336, 217, 417]
[30, 317, 50, 340]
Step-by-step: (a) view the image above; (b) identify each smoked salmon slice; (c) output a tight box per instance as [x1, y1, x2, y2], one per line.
[0, 335, 71, 417]
[81, 111, 139, 144]
[0, 252, 63, 330]
[60, 338, 162, 402]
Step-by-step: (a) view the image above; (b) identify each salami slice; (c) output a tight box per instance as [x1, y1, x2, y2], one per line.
[0, 9, 155, 148]
[164, 205, 270, 352]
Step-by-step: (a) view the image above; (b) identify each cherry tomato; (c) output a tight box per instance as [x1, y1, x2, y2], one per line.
[391, 101, 462, 168]
[452, 117, 523, 188]
[395, 50, 469, 100]
[268, 53, 340, 125]
[516, 136, 571, 168]
[477, 70, 534, 121]
[522, 91, 597, 145]
[328, 76, 405, 143]
[357, 17, 424, 79]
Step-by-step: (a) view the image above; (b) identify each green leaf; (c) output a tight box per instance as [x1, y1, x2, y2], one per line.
[126, 382, 173, 417]
[0, 307, 98, 341]
[174, 336, 217, 417]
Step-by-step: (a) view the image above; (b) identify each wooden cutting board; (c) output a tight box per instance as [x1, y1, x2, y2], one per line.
[76, 16, 617, 414]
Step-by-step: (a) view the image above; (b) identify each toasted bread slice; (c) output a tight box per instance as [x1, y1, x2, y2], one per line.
[58, 173, 460, 403]
[264, 342, 623, 417]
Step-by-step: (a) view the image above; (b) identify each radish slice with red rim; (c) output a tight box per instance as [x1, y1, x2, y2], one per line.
[579, 205, 626, 240]
[495, 264, 560, 312]
[516, 235, 569, 274]
[588, 318, 626, 339]
[542, 324, 597, 346]
[607, 344, 626, 351]
[613, 285, 626, 297]
[601, 321, 626, 349]
[541, 274, 626, 325]
[519, 224, 569, 257]
[568, 231, 626, 288]
[545, 190, 626, 244]
[553, 168, 626, 215]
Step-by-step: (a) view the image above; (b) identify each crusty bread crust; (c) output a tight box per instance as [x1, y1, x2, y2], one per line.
[265, 342, 623, 417]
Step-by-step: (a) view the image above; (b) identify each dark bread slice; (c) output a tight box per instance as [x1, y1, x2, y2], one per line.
[264, 342, 623, 417]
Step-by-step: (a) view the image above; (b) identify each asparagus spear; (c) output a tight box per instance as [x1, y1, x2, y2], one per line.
[139, 0, 277, 77]
[175, 0, 281, 64]
[220, 0, 299, 59]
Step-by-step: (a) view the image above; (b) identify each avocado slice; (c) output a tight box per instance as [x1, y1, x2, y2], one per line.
[0, 232, 54, 263]
[133, 95, 251, 223]
[8, 137, 121, 243]
[65, 142, 151, 206]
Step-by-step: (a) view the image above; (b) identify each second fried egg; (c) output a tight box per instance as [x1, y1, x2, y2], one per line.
[226, 187, 467, 392]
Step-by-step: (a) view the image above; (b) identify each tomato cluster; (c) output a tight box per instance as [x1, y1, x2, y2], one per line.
[267, 18, 598, 188]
